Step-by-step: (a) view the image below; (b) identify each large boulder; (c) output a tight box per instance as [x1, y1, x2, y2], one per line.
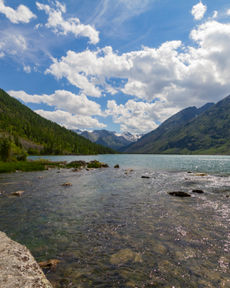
[0, 231, 53, 288]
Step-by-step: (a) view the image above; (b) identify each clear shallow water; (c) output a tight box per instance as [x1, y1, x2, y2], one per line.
[0, 155, 230, 287]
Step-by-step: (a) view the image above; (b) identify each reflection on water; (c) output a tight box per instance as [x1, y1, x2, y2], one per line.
[0, 157, 230, 287]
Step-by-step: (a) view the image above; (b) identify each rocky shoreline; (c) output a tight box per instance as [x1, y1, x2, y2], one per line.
[0, 231, 53, 288]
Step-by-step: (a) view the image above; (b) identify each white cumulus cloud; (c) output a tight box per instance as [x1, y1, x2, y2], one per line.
[8, 90, 103, 116]
[8, 89, 106, 130]
[0, 0, 36, 23]
[36, 1, 99, 44]
[106, 99, 178, 134]
[35, 109, 106, 130]
[45, 18, 230, 133]
[191, 1, 207, 21]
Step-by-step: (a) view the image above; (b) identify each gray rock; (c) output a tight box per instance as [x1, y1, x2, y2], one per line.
[192, 189, 204, 194]
[168, 191, 191, 197]
[0, 231, 53, 288]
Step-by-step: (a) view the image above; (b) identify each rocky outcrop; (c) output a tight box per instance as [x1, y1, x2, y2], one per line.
[0, 231, 53, 288]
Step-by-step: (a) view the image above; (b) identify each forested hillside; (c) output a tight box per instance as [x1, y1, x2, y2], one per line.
[0, 89, 114, 156]
[122, 96, 230, 155]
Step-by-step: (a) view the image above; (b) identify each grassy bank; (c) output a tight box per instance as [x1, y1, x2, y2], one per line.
[0, 160, 64, 173]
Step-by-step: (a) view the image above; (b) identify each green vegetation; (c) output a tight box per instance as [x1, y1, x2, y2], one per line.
[87, 160, 109, 168]
[124, 97, 230, 155]
[66, 160, 87, 169]
[0, 160, 63, 173]
[66, 160, 109, 169]
[0, 89, 114, 157]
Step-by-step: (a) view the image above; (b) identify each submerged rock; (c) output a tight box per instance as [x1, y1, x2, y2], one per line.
[39, 259, 61, 270]
[11, 190, 24, 197]
[192, 189, 204, 194]
[168, 191, 191, 197]
[110, 248, 142, 265]
[195, 173, 207, 177]
[114, 164, 120, 168]
[220, 278, 230, 288]
[62, 182, 72, 187]
[0, 231, 52, 288]
[124, 169, 134, 175]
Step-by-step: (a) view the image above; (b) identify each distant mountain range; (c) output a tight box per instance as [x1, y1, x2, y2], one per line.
[0, 89, 114, 156]
[74, 129, 142, 151]
[123, 95, 230, 154]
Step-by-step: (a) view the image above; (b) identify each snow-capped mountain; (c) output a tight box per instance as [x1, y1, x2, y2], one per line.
[73, 129, 140, 151]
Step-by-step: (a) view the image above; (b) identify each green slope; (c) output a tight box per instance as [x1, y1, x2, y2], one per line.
[0, 89, 114, 155]
[123, 99, 230, 154]
[163, 95, 230, 154]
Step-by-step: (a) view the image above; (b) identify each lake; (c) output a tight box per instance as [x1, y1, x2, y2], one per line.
[0, 154, 230, 287]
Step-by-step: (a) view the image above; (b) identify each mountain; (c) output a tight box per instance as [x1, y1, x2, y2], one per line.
[123, 101, 218, 154]
[76, 129, 139, 151]
[0, 89, 114, 156]
[115, 132, 143, 142]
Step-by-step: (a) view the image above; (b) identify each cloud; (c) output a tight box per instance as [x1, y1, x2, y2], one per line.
[0, 33, 27, 57]
[8, 90, 102, 116]
[91, 0, 152, 30]
[8, 89, 106, 130]
[212, 11, 218, 19]
[36, 1, 99, 44]
[35, 109, 106, 130]
[106, 99, 178, 133]
[45, 18, 230, 133]
[23, 65, 31, 73]
[191, 2, 207, 21]
[47, 19, 230, 106]
[0, 0, 36, 23]
[227, 9, 230, 16]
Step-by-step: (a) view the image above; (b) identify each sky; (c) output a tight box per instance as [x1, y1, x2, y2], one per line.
[1, 0, 230, 134]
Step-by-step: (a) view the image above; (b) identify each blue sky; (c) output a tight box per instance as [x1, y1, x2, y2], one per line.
[1, 0, 230, 134]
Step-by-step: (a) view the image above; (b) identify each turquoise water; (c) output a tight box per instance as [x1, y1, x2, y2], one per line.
[29, 154, 230, 173]
[0, 155, 230, 287]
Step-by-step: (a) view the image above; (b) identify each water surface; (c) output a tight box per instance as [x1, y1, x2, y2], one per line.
[0, 155, 230, 287]
[29, 154, 230, 173]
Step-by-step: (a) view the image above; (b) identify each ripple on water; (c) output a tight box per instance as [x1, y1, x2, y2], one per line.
[0, 166, 230, 287]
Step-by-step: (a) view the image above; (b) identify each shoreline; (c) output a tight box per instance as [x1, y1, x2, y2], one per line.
[0, 159, 109, 174]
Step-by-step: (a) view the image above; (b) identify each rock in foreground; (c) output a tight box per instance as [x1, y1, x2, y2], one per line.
[0, 231, 52, 288]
